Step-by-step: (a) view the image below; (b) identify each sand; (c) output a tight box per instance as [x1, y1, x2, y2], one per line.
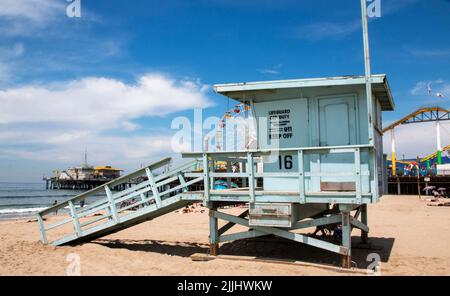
[0, 195, 449, 275]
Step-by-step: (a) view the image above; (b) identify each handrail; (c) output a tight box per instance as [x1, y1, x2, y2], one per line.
[182, 144, 374, 158]
[37, 158, 202, 245]
[190, 145, 372, 205]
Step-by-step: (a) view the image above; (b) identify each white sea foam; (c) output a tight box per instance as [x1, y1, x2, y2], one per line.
[0, 207, 48, 214]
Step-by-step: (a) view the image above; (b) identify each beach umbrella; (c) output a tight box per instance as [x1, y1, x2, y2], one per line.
[423, 186, 435, 191]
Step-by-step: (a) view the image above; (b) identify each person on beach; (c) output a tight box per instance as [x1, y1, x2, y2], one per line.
[52, 200, 58, 215]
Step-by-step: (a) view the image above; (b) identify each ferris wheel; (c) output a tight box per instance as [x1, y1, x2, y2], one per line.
[215, 103, 253, 151]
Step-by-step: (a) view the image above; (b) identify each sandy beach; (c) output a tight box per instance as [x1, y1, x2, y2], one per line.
[1, 195, 449, 276]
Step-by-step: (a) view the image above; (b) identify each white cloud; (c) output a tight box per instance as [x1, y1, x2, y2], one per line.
[0, 134, 175, 164]
[0, 73, 212, 172]
[0, 73, 212, 126]
[383, 121, 450, 159]
[0, 43, 25, 83]
[0, 0, 64, 36]
[121, 121, 140, 132]
[295, 0, 417, 41]
[410, 81, 430, 96]
[410, 48, 450, 58]
[382, 0, 418, 15]
[296, 20, 360, 41]
[0, 0, 63, 22]
[259, 69, 279, 75]
[258, 64, 283, 75]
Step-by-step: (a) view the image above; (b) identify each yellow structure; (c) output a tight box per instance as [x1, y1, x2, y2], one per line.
[94, 166, 123, 179]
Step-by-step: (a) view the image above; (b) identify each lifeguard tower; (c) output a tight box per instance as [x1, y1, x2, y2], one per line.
[36, 1, 395, 268]
[182, 74, 394, 267]
[36, 74, 394, 268]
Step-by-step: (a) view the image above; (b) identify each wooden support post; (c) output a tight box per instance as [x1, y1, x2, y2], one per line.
[241, 160, 247, 188]
[209, 203, 219, 256]
[361, 204, 368, 244]
[341, 210, 352, 268]
[37, 214, 48, 244]
[146, 168, 162, 208]
[210, 161, 215, 190]
[213, 210, 347, 255]
[177, 173, 188, 192]
[105, 185, 119, 224]
[218, 210, 249, 236]
[354, 148, 362, 204]
[298, 150, 305, 204]
[139, 193, 149, 207]
[247, 152, 255, 203]
[203, 154, 210, 204]
[68, 200, 82, 237]
[226, 161, 232, 189]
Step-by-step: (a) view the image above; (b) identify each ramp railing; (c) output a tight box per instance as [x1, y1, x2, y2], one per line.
[37, 158, 202, 245]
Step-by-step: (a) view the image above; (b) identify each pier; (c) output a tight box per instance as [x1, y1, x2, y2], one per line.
[387, 176, 450, 196]
[43, 153, 129, 190]
[44, 177, 139, 191]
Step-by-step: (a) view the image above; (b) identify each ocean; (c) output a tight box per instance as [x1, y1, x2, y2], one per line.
[0, 182, 105, 220]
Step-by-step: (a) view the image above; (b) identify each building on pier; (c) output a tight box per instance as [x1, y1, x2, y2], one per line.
[45, 158, 123, 190]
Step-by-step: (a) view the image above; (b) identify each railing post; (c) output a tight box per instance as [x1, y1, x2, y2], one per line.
[341, 210, 352, 268]
[247, 152, 255, 203]
[203, 154, 210, 202]
[209, 203, 219, 256]
[210, 160, 215, 190]
[361, 204, 368, 244]
[68, 200, 82, 237]
[177, 173, 188, 192]
[241, 160, 247, 187]
[139, 193, 148, 204]
[146, 168, 162, 208]
[298, 150, 305, 204]
[105, 185, 119, 223]
[37, 214, 48, 244]
[371, 147, 380, 202]
[354, 148, 362, 204]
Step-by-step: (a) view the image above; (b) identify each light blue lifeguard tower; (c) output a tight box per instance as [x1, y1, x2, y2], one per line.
[182, 74, 394, 267]
[36, 74, 394, 268]
[36, 1, 395, 268]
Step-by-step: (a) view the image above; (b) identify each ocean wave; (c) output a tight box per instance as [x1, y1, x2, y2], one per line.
[0, 204, 43, 208]
[0, 207, 48, 214]
[0, 195, 78, 199]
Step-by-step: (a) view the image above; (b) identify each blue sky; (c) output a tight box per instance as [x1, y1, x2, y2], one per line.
[0, 0, 449, 182]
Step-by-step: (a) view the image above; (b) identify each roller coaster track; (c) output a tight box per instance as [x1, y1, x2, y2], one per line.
[395, 144, 450, 164]
[382, 106, 449, 133]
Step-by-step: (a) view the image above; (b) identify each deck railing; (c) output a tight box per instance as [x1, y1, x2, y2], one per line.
[183, 144, 377, 205]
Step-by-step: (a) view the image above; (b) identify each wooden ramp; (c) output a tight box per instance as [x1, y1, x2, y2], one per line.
[37, 158, 203, 246]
